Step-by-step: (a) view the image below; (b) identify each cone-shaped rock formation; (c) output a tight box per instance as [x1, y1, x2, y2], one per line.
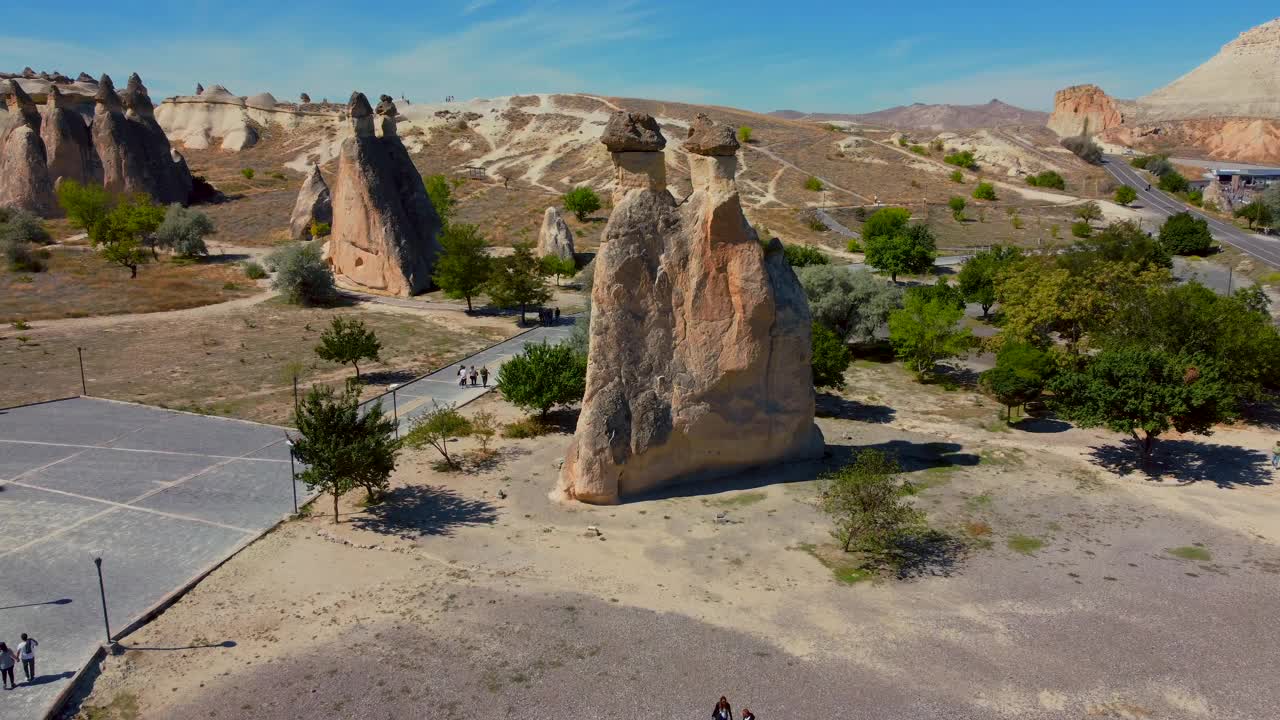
[0, 80, 55, 215]
[290, 164, 332, 241]
[42, 85, 99, 187]
[556, 112, 823, 504]
[536, 206, 575, 261]
[328, 92, 443, 296]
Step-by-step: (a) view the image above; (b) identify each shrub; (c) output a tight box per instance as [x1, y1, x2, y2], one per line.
[949, 170, 963, 184]
[1158, 171, 1189, 194]
[3, 238, 47, 272]
[846, 238, 862, 253]
[897, 137, 909, 147]
[269, 243, 336, 305]
[812, 322, 852, 389]
[1234, 201, 1273, 230]
[243, 261, 267, 279]
[1074, 201, 1103, 223]
[931, 139, 945, 153]
[1186, 189, 1203, 207]
[909, 145, 928, 156]
[1061, 136, 1102, 164]
[806, 216, 829, 232]
[562, 186, 601, 222]
[1144, 156, 1174, 177]
[783, 243, 830, 268]
[240, 168, 255, 179]
[798, 265, 903, 343]
[1071, 221, 1093, 238]
[310, 221, 331, 238]
[948, 196, 966, 221]
[497, 341, 587, 418]
[944, 150, 977, 170]
[804, 176, 825, 192]
[501, 417, 552, 439]
[152, 204, 214, 257]
[0, 209, 51, 246]
[819, 450, 923, 554]
[972, 182, 997, 201]
[1159, 212, 1212, 256]
[424, 174, 458, 224]
[737, 125, 753, 143]
[1025, 171, 1065, 190]
[1114, 185, 1137, 206]
[404, 402, 472, 470]
[56, 179, 112, 232]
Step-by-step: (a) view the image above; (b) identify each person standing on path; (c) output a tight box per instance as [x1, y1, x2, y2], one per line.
[16, 634, 36, 684]
[0, 642, 16, 690]
[480, 366, 489, 387]
[458, 366, 467, 387]
[1272, 440, 1280, 469]
[741, 709, 756, 720]
[469, 366, 478, 386]
[713, 696, 734, 720]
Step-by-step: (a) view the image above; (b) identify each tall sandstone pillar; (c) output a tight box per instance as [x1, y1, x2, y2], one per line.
[557, 112, 824, 504]
[0, 80, 56, 216]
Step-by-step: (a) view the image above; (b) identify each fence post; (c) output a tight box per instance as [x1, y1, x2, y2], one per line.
[77, 347, 87, 396]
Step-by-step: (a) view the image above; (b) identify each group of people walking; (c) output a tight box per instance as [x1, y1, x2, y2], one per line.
[712, 696, 756, 719]
[457, 365, 489, 387]
[537, 307, 561, 325]
[0, 634, 37, 690]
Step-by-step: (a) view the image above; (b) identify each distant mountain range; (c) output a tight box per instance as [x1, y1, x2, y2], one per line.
[770, 99, 1049, 131]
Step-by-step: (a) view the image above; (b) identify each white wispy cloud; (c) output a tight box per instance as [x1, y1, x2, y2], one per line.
[461, 0, 498, 14]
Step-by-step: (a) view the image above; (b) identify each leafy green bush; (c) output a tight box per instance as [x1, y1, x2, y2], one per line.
[947, 196, 966, 221]
[0, 208, 51, 246]
[424, 174, 458, 224]
[797, 265, 903, 343]
[268, 243, 336, 305]
[243, 261, 267, 279]
[562, 186, 601, 221]
[1186, 189, 1203, 207]
[737, 125, 753, 143]
[1234, 201, 1273, 230]
[819, 449, 922, 554]
[909, 145, 928, 156]
[804, 176, 825, 192]
[1158, 171, 1189, 194]
[1025, 171, 1065, 190]
[310, 221, 331, 238]
[846, 238, 862, 253]
[1144, 156, 1174, 177]
[972, 182, 997, 201]
[783, 243, 831, 267]
[240, 168, 255, 180]
[497, 341, 587, 418]
[1114, 185, 1137, 206]
[1071, 221, 1093, 238]
[501, 417, 552, 439]
[1158, 212, 1212, 256]
[944, 151, 977, 170]
[949, 170, 963, 183]
[812, 322, 851, 389]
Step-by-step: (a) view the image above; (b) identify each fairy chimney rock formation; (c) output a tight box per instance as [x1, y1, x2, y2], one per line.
[603, 110, 666, 204]
[0, 80, 55, 214]
[537, 206, 575, 260]
[556, 112, 824, 505]
[329, 91, 443, 296]
[92, 73, 191, 204]
[290, 164, 332, 241]
[195, 83, 204, 95]
[42, 85, 99, 187]
[1048, 84, 1127, 137]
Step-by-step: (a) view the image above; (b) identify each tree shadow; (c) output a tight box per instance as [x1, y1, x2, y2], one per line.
[815, 393, 895, 424]
[1012, 416, 1072, 433]
[462, 445, 531, 475]
[1240, 400, 1280, 431]
[925, 363, 980, 390]
[883, 529, 968, 580]
[362, 369, 419, 387]
[120, 640, 236, 651]
[349, 485, 499, 538]
[829, 439, 980, 473]
[1088, 438, 1272, 488]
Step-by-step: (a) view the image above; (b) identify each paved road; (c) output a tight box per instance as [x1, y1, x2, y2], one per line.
[1102, 156, 1280, 267]
[359, 319, 576, 432]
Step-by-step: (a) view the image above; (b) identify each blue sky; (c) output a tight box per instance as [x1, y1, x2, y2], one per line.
[1, 2, 1275, 113]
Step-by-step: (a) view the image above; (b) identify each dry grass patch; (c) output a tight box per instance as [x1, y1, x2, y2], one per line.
[0, 249, 258, 323]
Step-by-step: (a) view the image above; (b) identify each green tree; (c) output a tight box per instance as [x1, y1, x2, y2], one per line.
[1026, 170, 1066, 190]
[56, 179, 112, 232]
[562, 186, 601, 222]
[864, 224, 937, 282]
[431, 223, 492, 311]
[1114, 185, 1137, 206]
[1235, 200, 1272, 230]
[269, 243, 336, 305]
[1051, 348, 1236, 466]
[1074, 201, 1103, 224]
[957, 245, 1020, 317]
[981, 342, 1052, 421]
[948, 196, 966, 221]
[1070, 221, 1092, 239]
[487, 243, 552, 324]
[1158, 171, 1189, 194]
[943, 150, 977, 170]
[1065, 220, 1171, 271]
[819, 449, 923, 553]
[804, 176, 825, 192]
[94, 194, 165, 278]
[797, 265, 904, 343]
[539, 254, 577, 286]
[737, 125, 753, 143]
[972, 182, 997, 201]
[496, 341, 587, 418]
[811, 321, 852, 389]
[782, 243, 830, 267]
[1158, 212, 1212, 256]
[888, 286, 973, 376]
[291, 383, 399, 522]
[152, 204, 214, 257]
[315, 316, 381, 380]
[424, 174, 458, 225]
[862, 207, 911, 240]
[404, 402, 473, 470]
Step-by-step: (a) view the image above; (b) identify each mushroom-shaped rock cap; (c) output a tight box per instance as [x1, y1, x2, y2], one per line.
[76, 72, 96, 83]
[375, 94, 397, 116]
[683, 113, 739, 157]
[348, 91, 373, 118]
[601, 111, 666, 152]
[123, 73, 154, 113]
[3, 79, 35, 110]
[95, 74, 119, 102]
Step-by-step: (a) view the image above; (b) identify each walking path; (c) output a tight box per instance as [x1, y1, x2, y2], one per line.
[359, 317, 576, 430]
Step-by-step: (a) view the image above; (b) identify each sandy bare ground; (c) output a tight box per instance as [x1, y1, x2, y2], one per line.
[65, 359, 1280, 720]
